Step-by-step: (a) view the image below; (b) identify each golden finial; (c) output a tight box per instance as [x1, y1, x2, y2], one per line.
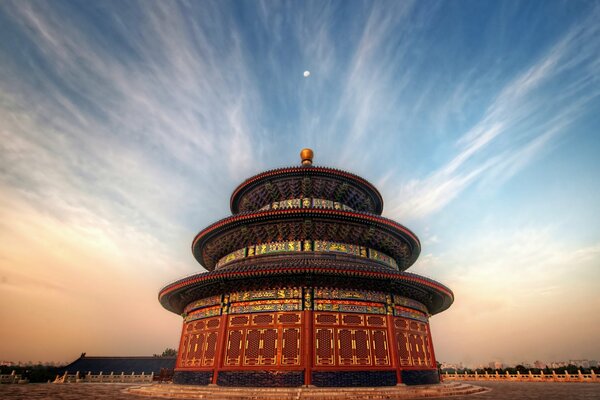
[300, 148, 314, 166]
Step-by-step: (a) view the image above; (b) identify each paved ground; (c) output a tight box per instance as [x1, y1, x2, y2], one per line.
[0, 382, 599, 399]
[0, 384, 165, 400]
[439, 381, 600, 399]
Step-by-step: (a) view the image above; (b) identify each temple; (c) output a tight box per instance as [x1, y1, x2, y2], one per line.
[159, 149, 453, 387]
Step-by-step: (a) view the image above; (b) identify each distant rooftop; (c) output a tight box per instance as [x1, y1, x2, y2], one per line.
[60, 354, 176, 374]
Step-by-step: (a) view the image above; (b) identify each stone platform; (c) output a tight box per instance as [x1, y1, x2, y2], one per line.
[126, 382, 488, 399]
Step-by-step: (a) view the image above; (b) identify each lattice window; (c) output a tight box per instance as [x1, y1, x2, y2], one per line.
[315, 313, 338, 325]
[193, 333, 205, 365]
[207, 318, 220, 329]
[354, 329, 371, 365]
[421, 335, 431, 367]
[230, 315, 250, 326]
[342, 314, 363, 326]
[253, 314, 274, 325]
[278, 313, 301, 324]
[372, 330, 390, 366]
[337, 329, 372, 366]
[395, 318, 408, 330]
[396, 332, 412, 366]
[262, 329, 278, 365]
[204, 332, 217, 366]
[338, 329, 354, 365]
[225, 330, 243, 366]
[244, 329, 261, 366]
[315, 328, 334, 365]
[177, 334, 190, 367]
[282, 328, 300, 365]
[366, 315, 386, 327]
[194, 321, 205, 330]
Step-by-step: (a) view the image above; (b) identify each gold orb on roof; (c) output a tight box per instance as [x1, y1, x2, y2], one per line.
[300, 148, 314, 166]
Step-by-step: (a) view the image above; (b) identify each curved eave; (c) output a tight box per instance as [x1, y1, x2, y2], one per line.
[229, 166, 384, 214]
[192, 208, 421, 270]
[158, 265, 453, 316]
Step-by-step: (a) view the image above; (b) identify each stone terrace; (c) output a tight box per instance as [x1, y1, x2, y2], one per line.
[1, 381, 599, 399]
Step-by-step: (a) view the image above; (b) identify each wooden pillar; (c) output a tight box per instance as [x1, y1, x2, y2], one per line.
[212, 294, 230, 385]
[303, 287, 313, 386]
[385, 295, 401, 384]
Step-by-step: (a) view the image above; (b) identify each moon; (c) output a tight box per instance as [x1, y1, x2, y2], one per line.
[303, 70, 310, 77]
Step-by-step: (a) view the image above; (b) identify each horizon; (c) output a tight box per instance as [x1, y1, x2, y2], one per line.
[0, 1, 599, 367]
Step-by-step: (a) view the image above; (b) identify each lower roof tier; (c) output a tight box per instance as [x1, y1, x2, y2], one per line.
[193, 208, 421, 271]
[159, 258, 453, 316]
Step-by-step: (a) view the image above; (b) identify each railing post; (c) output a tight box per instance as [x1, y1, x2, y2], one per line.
[564, 370, 569, 381]
[591, 370, 597, 382]
[578, 370, 584, 382]
[552, 370, 557, 382]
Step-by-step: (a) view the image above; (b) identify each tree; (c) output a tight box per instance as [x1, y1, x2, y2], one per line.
[159, 348, 177, 357]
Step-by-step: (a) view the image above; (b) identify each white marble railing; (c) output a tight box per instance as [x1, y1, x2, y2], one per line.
[444, 370, 599, 383]
[0, 371, 26, 384]
[53, 371, 154, 384]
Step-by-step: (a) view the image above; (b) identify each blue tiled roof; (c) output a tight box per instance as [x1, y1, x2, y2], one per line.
[60, 355, 176, 374]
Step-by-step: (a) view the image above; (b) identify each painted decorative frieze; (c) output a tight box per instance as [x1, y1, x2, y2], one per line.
[229, 288, 302, 302]
[314, 299, 386, 315]
[314, 288, 387, 303]
[229, 299, 302, 314]
[393, 295, 428, 314]
[184, 295, 223, 313]
[185, 305, 222, 322]
[393, 305, 429, 323]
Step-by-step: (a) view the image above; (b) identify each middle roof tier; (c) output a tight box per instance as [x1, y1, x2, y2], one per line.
[192, 208, 421, 271]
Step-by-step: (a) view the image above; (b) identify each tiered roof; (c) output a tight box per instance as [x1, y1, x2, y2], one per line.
[160, 150, 453, 319]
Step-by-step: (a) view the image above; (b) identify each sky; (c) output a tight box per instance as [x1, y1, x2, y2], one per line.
[0, 0, 599, 367]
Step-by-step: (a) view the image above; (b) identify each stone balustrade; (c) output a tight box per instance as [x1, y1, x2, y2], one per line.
[0, 371, 26, 384]
[444, 370, 599, 383]
[53, 371, 154, 384]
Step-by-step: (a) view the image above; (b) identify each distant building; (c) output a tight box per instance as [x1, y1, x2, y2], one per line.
[60, 354, 176, 375]
[489, 361, 503, 370]
[569, 360, 590, 368]
[534, 360, 546, 369]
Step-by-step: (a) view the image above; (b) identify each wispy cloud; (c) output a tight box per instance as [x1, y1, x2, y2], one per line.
[385, 10, 600, 220]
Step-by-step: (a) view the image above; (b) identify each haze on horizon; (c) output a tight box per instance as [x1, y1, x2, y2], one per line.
[0, 1, 599, 367]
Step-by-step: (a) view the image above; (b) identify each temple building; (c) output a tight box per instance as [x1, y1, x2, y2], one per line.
[158, 149, 453, 387]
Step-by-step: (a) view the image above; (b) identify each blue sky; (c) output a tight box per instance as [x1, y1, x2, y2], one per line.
[0, 0, 598, 366]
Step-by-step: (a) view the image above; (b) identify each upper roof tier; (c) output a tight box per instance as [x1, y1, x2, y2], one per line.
[230, 152, 384, 215]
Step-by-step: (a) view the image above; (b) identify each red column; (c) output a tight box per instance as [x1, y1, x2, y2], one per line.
[303, 287, 313, 386]
[385, 296, 401, 384]
[212, 295, 230, 385]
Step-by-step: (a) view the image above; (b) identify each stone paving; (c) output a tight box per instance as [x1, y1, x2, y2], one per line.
[442, 380, 600, 400]
[0, 381, 599, 399]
